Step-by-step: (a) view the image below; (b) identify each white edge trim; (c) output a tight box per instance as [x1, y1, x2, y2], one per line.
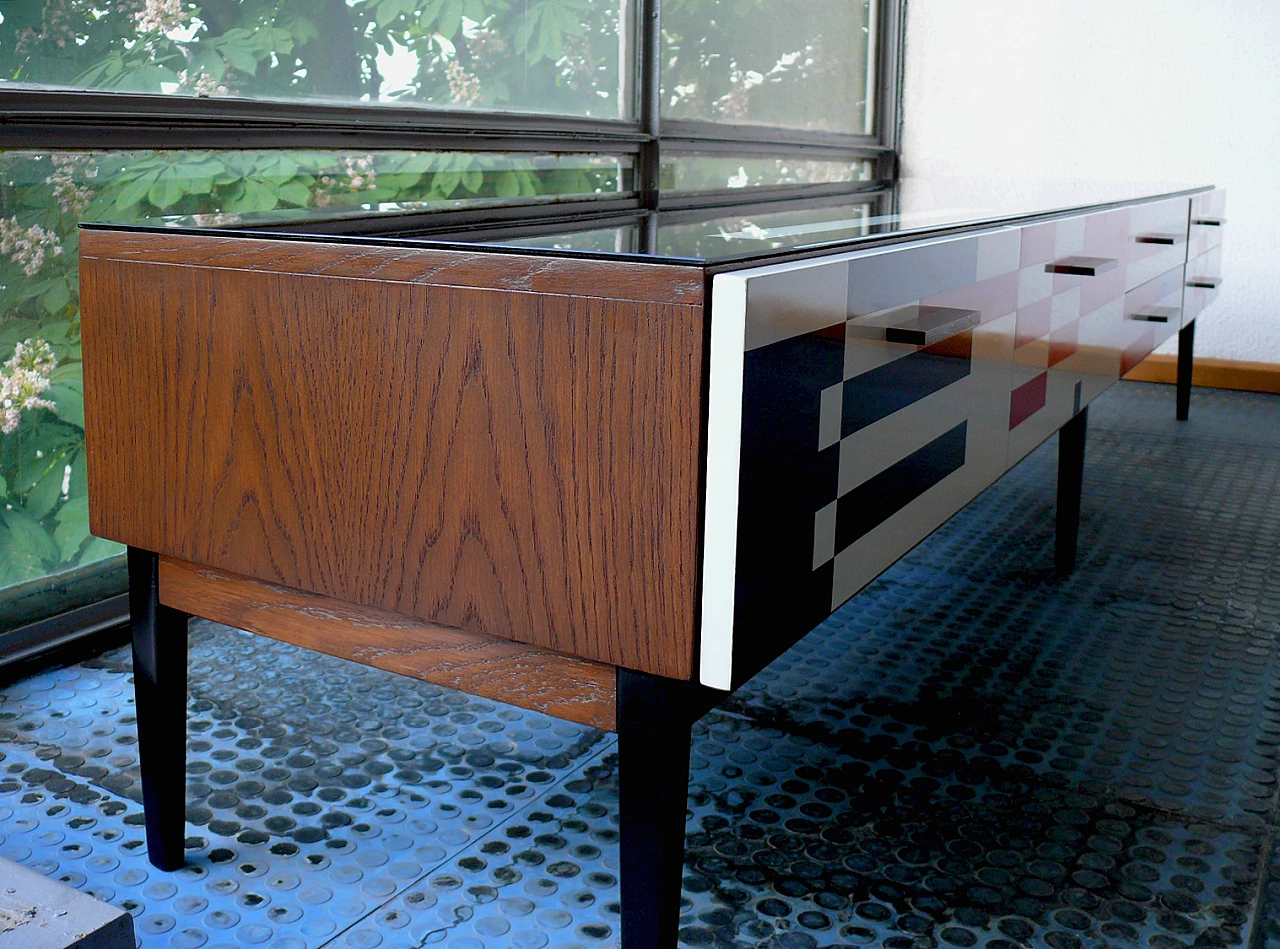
[699, 273, 747, 690]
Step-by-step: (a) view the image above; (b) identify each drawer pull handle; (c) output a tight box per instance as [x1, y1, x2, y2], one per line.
[1134, 233, 1180, 245]
[846, 304, 981, 347]
[1187, 276, 1222, 289]
[1130, 306, 1180, 324]
[1045, 256, 1118, 276]
[1193, 217, 1225, 226]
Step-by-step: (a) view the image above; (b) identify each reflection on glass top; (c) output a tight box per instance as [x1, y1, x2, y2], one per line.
[97, 177, 1211, 266]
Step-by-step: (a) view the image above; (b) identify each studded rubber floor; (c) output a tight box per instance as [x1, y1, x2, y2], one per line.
[3, 380, 1280, 949]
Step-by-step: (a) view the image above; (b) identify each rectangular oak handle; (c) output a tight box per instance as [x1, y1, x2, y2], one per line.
[1134, 233, 1180, 246]
[1193, 217, 1225, 226]
[1187, 276, 1222, 289]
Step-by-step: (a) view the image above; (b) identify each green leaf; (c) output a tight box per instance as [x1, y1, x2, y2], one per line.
[79, 536, 122, 566]
[433, 170, 462, 196]
[495, 173, 521, 198]
[223, 178, 278, 213]
[47, 383, 85, 429]
[439, 0, 464, 38]
[0, 474, 8, 497]
[377, 0, 407, 28]
[41, 280, 71, 315]
[0, 508, 59, 566]
[417, 0, 445, 29]
[148, 174, 185, 210]
[54, 496, 91, 562]
[26, 454, 67, 521]
[67, 449, 88, 500]
[276, 179, 312, 207]
[220, 43, 259, 73]
[49, 363, 82, 385]
[113, 169, 163, 214]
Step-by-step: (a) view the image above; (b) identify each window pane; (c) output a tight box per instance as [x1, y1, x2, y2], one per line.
[497, 225, 638, 253]
[0, 147, 627, 636]
[657, 202, 873, 258]
[662, 154, 873, 191]
[662, 0, 876, 134]
[0, 0, 632, 118]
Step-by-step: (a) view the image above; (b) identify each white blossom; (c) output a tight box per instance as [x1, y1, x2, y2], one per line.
[0, 339, 58, 435]
[45, 154, 98, 217]
[190, 212, 244, 226]
[135, 0, 186, 34]
[177, 69, 232, 97]
[0, 218, 64, 277]
[445, 61, 483, 106]
[313, 155, 379, 206]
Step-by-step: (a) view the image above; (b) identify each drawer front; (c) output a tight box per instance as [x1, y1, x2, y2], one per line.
[1119, 266, 1185, 374]
[1019, 209, 1128, 322]
[704, 227, 1026, 688]
[701, 197, 1215, 689]
[1125, 196, 1191, 291]
[1190, 189, 1226, 257]
[1184, 244, 1224, 325]
[1007, 209, 1134, 463]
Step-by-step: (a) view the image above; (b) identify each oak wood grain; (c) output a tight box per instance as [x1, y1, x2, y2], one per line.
[82, 229, 705, 678]
[80, 230, 706, 306]
[159, 557, 617, 730]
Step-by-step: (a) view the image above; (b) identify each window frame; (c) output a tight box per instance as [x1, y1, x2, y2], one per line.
[0, 0, 905, 216]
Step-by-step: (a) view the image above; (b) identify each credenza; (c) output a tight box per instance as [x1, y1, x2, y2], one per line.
[79, 181, 1225, 948]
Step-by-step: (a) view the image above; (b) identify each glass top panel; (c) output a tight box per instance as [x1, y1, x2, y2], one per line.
[657, 202, 874, 258]
[95, 177, 1209, 266]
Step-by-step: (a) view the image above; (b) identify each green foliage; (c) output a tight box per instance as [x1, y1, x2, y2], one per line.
[0, 0, 625, 117]
[661, 0, 873, 133]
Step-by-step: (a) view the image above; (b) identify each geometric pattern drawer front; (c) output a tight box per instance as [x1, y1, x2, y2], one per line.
[1125, 196, 1192, 291]
[1119, 266, 1186, 373]
[1190, 189, 1227, 257]
[698, 193, 1222, 691]
[1185, 244, 1224, 326]
[702, 228, 1024, 689]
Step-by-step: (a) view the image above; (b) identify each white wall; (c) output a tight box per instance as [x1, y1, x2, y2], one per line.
[901, 0, 1280, 363]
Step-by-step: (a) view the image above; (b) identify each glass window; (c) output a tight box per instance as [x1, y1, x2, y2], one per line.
[0, 146, 629, 633]
[657, 201, 873, 258]
[661, 0, 876, 134]
[662, 154, 873, 191]
[0, 0, 632, 118]
[496, 225, 638, 253]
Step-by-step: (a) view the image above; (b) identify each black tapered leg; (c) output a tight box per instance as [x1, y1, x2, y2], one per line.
[1177, 320, 1196, 421]
[617, 668, 695, 949]
[127, 547, 190, 871]
[1055, 407, 1088, 575]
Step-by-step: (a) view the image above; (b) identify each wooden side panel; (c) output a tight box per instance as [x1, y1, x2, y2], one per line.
[159, 557, 618, 731]
[79, 230, 706, 306]
[82, 230, 705, 679]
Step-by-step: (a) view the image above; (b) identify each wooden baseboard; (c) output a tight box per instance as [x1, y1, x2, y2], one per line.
[1124, 354, 1280, 394]
[158, 557, 618, 731]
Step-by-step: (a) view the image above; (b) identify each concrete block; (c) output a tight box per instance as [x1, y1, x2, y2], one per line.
[0, 857, 134, 949]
